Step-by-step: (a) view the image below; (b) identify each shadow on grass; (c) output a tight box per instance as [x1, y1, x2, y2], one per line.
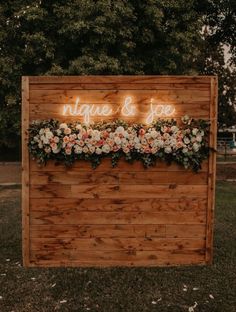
[0, 182, 235, 312]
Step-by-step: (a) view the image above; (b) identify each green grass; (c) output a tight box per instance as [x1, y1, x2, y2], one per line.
[0, 182, 236, 312]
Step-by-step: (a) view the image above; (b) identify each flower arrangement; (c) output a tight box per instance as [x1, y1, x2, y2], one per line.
[28, 116, 209, 171]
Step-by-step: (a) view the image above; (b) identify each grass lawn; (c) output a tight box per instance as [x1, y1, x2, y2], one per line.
[0, 182, 236, 312]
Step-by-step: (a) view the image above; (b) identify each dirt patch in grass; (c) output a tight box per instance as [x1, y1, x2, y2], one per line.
[0, 183, 236, 312]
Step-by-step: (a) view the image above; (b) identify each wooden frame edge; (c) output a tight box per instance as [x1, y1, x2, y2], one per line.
[22, 76, 30, 266]
[28, 75, 213, 84]
[205, 76, 218, 264]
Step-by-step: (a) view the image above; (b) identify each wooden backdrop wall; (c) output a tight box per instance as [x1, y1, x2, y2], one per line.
[22, 76, 217, 267]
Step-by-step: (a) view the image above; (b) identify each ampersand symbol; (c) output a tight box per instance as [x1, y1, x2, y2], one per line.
[121, 97, 136, 116]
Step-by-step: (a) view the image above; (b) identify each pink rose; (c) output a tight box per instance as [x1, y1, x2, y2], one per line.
[113, 145, 120, 152]
[63, 136, 70, 143]
[139, 128, 145, 136]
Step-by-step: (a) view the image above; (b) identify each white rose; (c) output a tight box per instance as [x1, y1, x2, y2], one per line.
[182, 148, 188, 153]
[114, 137, 121, 145]
[76, 124, 82, 130]
[89, 146, 95, 154]
[102, 144, 111, 153]
[46, 131, 54, 140]
[56, 129, 62, 135]
[196, 134, 202, 142]
[171, 126, 178, 133]
[193, 142, 200, 151]
[82, 146, 89, 153]
[64, 127, 71, 135]
[150, 130, 158, 139]
[33, 136, 39, 142]
[44, 147, 51, 154]
[116, 126, 125, 133]
[65, 148, 72, 155]
[135, 143, 142, 150]
[42, 137, 49, 145]
[192, 128, 198, 136]
[124, 131, 129, 138]
[151, 147, 158, 154]
[39, 129, 44, 135]
[95, 147, 102, 155]
[59, 123, 68, 129]
[164, 146, 172, 153]
[52, 147, 60, 154]
[156, 139, 164, 148]
[74, 146, 83, 154]
[169, 138, 176, 147]
[184, 137, 190, 144]
[123, 147, 130, 153]
[93, 133, 100, 141]
[38, 142, 43, 149]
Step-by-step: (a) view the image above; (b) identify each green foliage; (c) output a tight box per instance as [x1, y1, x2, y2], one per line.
[0, 0, 203, 147]
[195, 0, 236, 127]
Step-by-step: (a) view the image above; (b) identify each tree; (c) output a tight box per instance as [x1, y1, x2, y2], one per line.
[3, 0, 235, 149]
[195, 0, 236, 127]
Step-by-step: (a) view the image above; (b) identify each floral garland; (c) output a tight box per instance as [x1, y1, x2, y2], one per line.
[28, 116, 209, 171]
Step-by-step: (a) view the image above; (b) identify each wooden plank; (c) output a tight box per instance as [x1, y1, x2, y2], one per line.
[30, 83, 210, 91]
[30, 210, 206, 225]
[29, 249, 206, 266]
[30, 158, 209, 172]
[166, 225, 206, 238]
[29, 75, 212, 84]
[30, 198, 207, 212]
[29, 89, 210, 104]
[30, 224, 206, 239]
[29, 102, 210, 120]
[22, 76, 30, 266]
[29, 184, 208, 199]
[205, 76, 218, 264]
[30, 237, 205, 251]
[30, 224, 167, 238]
[30, 171, 208, 185]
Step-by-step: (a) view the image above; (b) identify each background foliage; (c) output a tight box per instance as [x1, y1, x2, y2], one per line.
[0, 0, 235, 151]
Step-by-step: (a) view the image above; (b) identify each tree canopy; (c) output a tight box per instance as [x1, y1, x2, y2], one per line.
[0, 0, 235, 148]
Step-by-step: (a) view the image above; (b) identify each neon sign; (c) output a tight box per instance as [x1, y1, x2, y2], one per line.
[62, 96, 175, 124]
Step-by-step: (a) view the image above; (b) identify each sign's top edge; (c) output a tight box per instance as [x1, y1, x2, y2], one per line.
[23, 75, 217, 84]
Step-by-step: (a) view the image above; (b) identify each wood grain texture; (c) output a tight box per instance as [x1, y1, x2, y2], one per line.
[30, 249, 206, 267]
[205, 77, 218, 264]
[30, 198, 207, 212]
[30, 210, 206, 225]
[22, 75, 217, 267]
[29, 89, 210, 104]
[29, 75, 212, 84]
[30, 237, 205, 251]
[30, 83, 210, 91]
[31, 224, 206, 239]
[30, 224, 167, 238]
[30, 170, 208, 185]
[29, 184, 208, 199]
